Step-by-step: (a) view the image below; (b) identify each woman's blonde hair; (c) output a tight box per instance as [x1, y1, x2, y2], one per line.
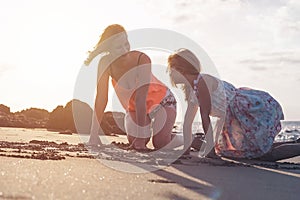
[167, 48, 201, 100]
[85, 24, 127, 66]
[95, 24, 126, 49]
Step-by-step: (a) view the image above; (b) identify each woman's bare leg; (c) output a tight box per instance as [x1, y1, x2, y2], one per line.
[152, 106, 183, 149]
[125, 112, 151, 149]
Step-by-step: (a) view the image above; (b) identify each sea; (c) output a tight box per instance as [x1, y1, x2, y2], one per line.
[173, 120, 300, 143]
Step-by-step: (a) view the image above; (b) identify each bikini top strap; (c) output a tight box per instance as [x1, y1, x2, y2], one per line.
[135, 53, 144, 82]
[137, 52, 143, 65]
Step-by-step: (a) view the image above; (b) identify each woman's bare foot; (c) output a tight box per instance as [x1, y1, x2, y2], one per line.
[129, 138, 150, 152]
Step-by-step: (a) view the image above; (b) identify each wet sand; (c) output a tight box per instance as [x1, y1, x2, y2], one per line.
[1, 127, 300, 200]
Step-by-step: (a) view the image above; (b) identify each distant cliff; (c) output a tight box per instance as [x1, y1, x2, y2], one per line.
[0, 105, 49, 128]
[0, 100, 126, 135]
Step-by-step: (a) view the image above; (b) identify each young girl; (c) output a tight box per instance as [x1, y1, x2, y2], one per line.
[167, 48, 300, 161]
[84, 24, 180, 151]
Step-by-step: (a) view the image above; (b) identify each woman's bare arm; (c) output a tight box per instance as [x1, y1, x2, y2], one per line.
[88, 67, 109, 145]
[135, 53, 151, 135]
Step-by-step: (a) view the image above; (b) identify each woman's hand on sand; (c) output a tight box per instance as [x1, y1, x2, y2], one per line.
[87, 134, 102, 147]
[129, 138, 149, 151]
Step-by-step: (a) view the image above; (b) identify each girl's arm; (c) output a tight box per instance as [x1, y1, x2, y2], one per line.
[197, 77, 215, 157]
[183, 100, 198, 151]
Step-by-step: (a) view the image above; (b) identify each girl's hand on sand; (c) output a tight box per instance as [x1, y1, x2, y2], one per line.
[199, 146, 219, 159]
[206, 149, 219, 159]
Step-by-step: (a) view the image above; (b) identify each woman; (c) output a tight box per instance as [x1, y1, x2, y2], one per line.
[85, 24, 180, 151]
[167, 48, 300, 161]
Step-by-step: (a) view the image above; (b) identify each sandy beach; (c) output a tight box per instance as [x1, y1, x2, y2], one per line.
[1, 127, 300, 200]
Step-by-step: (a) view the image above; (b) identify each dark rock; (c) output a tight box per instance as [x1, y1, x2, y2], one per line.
[0, 104, 10, 114]
[0, 112, 12, 127]
[0, 105, 49, 128]
[59, 130, 73, 135]
[46, 99, 126, 135]
[0, 105, 13, 127]
[100, 111, 126, 135]
[47, 105, 67, 131]
[67, 99, 93, 134]
[46, 99, 93, 134]
[0, 100, 126, 136]
[16, 108, 49, 124]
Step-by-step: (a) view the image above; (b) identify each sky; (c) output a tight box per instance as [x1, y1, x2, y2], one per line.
[0, 0, 299, 121]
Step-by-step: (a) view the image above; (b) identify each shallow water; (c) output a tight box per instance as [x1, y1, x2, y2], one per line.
[275, 121, 300, 142]
[173, 121, 300, 143]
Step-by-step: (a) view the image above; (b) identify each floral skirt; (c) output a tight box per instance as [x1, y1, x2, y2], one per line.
[215, 88, 284, 159]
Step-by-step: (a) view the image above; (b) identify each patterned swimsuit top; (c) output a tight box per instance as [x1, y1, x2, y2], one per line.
[193, 73, 237, 117]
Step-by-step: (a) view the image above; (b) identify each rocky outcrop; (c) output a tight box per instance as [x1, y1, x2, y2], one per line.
[17, 108, 49, 120]
[47, 106, 67, 131]
[0, 100, 126, 136]
[0, 104, 13, 127]
[15, 108, 49, 128]
[0, 112, 12, 127]
[46, 100, 126, 135]
[100, 111, 126, 135]
[0, 104, 10, 114]
[46, 100, 92, 134]
[0, 106, 49, 128]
